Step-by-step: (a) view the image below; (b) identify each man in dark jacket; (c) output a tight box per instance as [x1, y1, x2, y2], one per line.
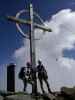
[37, 60, 52, 94]
[18, 67, 27, 92]
[18, 62, 34, 92]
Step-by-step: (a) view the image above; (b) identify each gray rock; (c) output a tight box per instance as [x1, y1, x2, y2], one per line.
[5, 94, 43, 100]
[0, 96, 3, 100]
[43, 93, 56, 100]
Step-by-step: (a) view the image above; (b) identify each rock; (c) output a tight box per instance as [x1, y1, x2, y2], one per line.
[42, 93, 56, 100]
[47, 93, 56, 100]
[61, 87, 75, 95]
[61, 87, 75, 100]
[0, 95, 3, 100]
[5, 94, 43, 100]
[0, 90, 14, 97]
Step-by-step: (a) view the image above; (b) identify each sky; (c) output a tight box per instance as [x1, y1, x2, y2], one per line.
[1, 0, 75, 92]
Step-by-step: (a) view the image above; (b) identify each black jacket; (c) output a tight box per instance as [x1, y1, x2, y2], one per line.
[37, 64, 48, 79]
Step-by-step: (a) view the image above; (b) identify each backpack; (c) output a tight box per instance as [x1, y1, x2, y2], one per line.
[18, 67, 25, 79]
[18, 71, 23, 79]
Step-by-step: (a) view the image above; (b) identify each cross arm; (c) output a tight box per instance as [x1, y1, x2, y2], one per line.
[6, 16, 52, 32]
[34, 23, 52, 32]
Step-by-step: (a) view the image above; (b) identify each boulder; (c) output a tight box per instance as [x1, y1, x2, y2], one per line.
[61, 87, 75, 100]
[43, 93, 56, 100]
[0, 95, 3, 100]
[61, 87, 75, 95]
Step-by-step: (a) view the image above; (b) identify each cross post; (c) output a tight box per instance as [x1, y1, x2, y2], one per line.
[29, 4, 37, 94]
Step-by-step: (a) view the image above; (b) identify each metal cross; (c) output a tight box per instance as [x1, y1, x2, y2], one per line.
[6, 3, 52, 94]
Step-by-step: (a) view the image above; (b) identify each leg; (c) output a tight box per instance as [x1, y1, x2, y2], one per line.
[23, 79, 27, 92]
[32, 72, 37, 95]
[44, 79, 52, 93]
[39, 79, 45, 94]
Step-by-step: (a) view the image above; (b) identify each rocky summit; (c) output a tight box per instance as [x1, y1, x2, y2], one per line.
[4, 94, 43, 100]
[0, 86, 75, 100]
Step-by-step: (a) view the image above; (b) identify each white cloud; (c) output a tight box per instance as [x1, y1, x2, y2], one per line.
[14, 9, 75, 91]
[58, 57, 75, 69]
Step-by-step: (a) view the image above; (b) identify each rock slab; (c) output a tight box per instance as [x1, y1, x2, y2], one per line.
[0, 96, 3, 100]
[5, 94, 43, 100]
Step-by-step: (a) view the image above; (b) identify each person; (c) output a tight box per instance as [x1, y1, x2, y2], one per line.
[18, 67, 27, 92]
[18, 62, 34, 92]
[26, 62, 33, 84]
[37, 60, 52, 94]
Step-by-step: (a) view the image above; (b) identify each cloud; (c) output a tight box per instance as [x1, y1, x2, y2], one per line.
[14, 9, 75, 91]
